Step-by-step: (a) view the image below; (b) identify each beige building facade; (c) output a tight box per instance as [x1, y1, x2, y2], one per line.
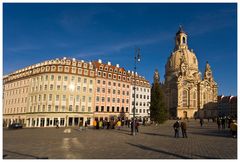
[3, 58, 95, 127]
[164, 27, 218, 119]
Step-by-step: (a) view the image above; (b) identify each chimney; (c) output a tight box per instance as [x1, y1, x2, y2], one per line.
[128, 70, 130, 73]
[98, 59, 102, 63]
[107, 61, 111, 65]
[63, 57, 66, 60]
[116, 64, 119, 68]
[72, 58, 76, 61]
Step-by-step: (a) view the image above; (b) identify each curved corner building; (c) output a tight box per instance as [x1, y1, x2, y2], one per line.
[3, 58, 95, 127]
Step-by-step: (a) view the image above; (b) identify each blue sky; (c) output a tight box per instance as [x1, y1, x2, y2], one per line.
[3, 3, 237, 96]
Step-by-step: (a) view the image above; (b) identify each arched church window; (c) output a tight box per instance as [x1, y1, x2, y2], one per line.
[182, 90, 188, 107]
[182, 37, 186, 44]
[193, 92, 196, 107]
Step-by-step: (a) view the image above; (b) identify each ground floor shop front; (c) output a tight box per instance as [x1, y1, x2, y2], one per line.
[3, 113, 94, 128]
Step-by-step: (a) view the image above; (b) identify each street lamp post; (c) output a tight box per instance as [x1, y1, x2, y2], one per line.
[132, 48, 141, 136]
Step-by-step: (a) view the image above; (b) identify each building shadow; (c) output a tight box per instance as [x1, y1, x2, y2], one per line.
[126, 142, 191, 159]
[3, 149, 48, 159]
[114, 130, 133, 136]
[192, 154, 220, 159]
[189, 131, 231, 138]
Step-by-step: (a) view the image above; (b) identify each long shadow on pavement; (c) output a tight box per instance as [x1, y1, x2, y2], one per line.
[192, 154, 219, 159]
[141, 132, 174, 138]
[189, 130, 232, 138]
[3, 149, 48, 159]
[126, 142, 191, 159]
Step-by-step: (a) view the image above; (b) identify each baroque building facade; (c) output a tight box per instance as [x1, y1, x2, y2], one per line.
[3, 58, 95, 127]
[92, 60, 131, 121]
[164, 27, 218, 119]
[3, 57, 151, 127]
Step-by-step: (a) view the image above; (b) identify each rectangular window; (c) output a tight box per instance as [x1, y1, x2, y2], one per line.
[51, 75, 54, 81]
[107, 106, 110, 112]
[76, 95, 80, 102]
[48, 105, 51, 112]
[112, 107, 115, 112]
[82, 96, 85, 102]
[88, 107, 91, 112]
[82, 106, 85, 112]
[62, 95, 66, 101]
[64, 76, 68, 81]
[76, 105, 79, 112]
[55, 105, 59, 112]
[69, 105, 73, 111]
[78, 77, 81, 82]
[49, 94, 52, 101]
[77, 86, 80, 91]
[56, 95, 59, 101]
[42, 105, 45, 112]
[101, 106, 104, 112]
[57, 85, 61, 90]
[96, 96, 99, 102]
[96, 106, 99, 112]
[62, 106, 65, 112]
[89, 88, 93, 93]
[97, 87, 100, 92]
[50, 84, 53, 90]
[58, 75, 61, 81]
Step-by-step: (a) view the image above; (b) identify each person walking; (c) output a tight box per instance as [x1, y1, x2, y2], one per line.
[99, 120, 103, 129]
[84, 121, 88, 130]
[135, 120, 139, 133]
[117, 120, 121, 130]
[217, 117, 221, 130]
[200, 118, 204, 127]
[230, 120, 237, 138]
[93, 120, 97, 129]
[173, 121, 180, 138]
[56, 121, 59, 128]
[221, 117, 226, 129]
[180, 121, 187, 138]
[96, 120, 99, 129]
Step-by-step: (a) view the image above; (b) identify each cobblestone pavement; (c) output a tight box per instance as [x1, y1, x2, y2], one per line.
[3, 119, 237, 159]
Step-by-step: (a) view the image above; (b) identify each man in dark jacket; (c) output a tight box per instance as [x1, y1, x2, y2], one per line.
[173, 121, 180, 138]
[181, 121, 187, 138]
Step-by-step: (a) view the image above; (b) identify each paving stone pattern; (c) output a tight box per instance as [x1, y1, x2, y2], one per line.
[3, 119, 237, 159]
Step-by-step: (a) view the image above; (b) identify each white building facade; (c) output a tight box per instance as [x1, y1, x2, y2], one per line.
[129, 72, 151, 120]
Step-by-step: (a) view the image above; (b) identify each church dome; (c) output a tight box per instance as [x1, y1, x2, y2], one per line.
[165, 27, 199, 81]
[166, 48, 199, 74]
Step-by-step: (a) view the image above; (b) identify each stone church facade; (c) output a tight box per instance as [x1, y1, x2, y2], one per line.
[164, 27, 218, 119]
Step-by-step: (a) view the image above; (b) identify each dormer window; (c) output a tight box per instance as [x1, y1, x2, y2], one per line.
[100, 66, 103, 70]
[109, 68, 113, 72]
[105, 66, 108, 71]
[114, 69, 117, 73]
